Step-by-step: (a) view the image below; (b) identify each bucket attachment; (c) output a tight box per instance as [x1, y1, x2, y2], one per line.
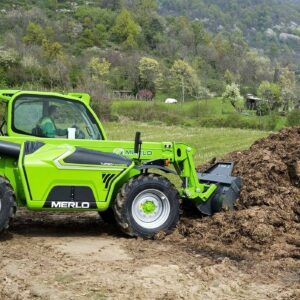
[197, 162, 242, 215]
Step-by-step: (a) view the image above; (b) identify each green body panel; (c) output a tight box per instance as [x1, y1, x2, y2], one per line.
[0, 156, 24, 205]
[0, 90, 217, 212]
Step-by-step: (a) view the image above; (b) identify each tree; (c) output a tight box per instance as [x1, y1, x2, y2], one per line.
[278, 67, 296, 111]
[222, 83, 245, 112]
[0, 49, 19, 70]
[111, 9, 141, 49]
[190, 80, 211, 101]
[44, 56, 71, 89]
[239, 51, 272, 87]
[21, 54, 42, 83]
[74, 6, 115, 47]
[100, 0, 122, 10]
[42, 40, 63, 60]
[23, 22, 46, 45]
[138, 57, 161, 95]
[88, 57, 111, 81]
[224, 69, 235, 84]
[45, 0, 58, 9]
[191, 21, 210, 55]
[257, 81, 281, 112]
[170, 60, 197, 102]
[78, 29, 95, 48]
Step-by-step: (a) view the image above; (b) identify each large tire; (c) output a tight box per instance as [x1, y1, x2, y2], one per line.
[113, 174, 180, 238]
[98, 208, 116, 224]
[0, 177, 16, 233]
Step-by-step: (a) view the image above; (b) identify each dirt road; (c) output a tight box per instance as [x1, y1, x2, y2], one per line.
[1, 209, 299, 300]
[1, 128, 300, 299]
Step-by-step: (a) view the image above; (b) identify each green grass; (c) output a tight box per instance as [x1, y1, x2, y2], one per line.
[104, 121, 269, 165]
[112, 97, 234, 118]
[111, 98, 287, 131]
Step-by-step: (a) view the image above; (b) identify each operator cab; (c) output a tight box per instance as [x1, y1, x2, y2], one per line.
[12, 94, 103, 140]
[0, 101, 8, 136]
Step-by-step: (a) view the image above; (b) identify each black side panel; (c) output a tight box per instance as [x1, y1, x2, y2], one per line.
[64, 147, 131, 166]
[0, 141, 20, 158]
[43, 186, 97, 209]
[46, 186, 95, 201]
[24, 141, 45, 155]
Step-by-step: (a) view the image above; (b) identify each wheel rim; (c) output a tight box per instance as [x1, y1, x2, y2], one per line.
[131, 189, 170, 229]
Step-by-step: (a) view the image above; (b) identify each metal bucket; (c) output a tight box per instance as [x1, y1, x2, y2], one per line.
[197, 162, 242, 215]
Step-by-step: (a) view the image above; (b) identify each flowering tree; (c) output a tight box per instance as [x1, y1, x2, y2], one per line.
[222, 83, 245, 112]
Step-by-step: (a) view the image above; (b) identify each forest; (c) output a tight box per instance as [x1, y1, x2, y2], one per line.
[0, 0, 299, 120]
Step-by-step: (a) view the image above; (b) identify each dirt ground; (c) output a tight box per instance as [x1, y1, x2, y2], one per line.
[1, 127, 300, 299]
[0, 209, 299, 300]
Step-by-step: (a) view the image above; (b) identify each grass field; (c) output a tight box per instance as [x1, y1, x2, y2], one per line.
[111, 98, 287, 131]
[104, 121, 269, 165]
[112, 97, 234, 119]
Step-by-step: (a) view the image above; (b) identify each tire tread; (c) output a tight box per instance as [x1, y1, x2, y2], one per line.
[113, 174, 179, 238]
[0, 176, 16, 233]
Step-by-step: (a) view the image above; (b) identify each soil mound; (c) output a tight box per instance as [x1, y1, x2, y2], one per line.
[169, 127, 300, 260]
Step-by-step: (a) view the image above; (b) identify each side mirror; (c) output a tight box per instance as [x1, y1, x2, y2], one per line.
[134, 131, 142, 154]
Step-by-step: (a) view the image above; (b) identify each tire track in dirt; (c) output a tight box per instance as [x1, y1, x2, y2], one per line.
[1, 209, 299, 299]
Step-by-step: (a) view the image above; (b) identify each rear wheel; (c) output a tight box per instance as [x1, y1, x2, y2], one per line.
[113, 174, 180, 238]
[0, 177, 16, 233]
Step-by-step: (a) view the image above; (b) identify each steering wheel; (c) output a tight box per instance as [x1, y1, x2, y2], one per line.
[76, 128, 85, 139]
[72, 126, 85, 139]
[71, 124, 85, 139]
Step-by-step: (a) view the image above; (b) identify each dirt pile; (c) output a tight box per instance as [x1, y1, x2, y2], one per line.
[171, 127, 300, 260]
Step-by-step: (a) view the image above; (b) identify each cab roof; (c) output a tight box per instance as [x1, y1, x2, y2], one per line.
[0, 90, 91, 106]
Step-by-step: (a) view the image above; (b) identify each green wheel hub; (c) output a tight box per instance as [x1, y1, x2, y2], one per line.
[132, 189, 171, 229]
[141, 200, 157, 214]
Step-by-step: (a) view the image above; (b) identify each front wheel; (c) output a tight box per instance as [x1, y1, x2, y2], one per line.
[0, 177, 16, 233]
[113, 174, 180, 238]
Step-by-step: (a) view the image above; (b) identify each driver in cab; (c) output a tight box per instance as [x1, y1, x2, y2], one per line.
[39, 105, 67, 138]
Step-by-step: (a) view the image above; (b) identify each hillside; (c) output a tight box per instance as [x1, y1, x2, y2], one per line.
[0, 0, 299, 109]
[158, 0, 300, 66]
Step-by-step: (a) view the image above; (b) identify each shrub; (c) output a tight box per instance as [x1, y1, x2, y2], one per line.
[137, 89, 153, 100]
[206, 79, 225, 94]
[264, 113, 280, 130]
[92, 98, 112, 121]
[287, 109, 300, 127]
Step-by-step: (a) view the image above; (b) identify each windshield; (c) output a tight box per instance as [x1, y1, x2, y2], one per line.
[13, 95, 103, 140]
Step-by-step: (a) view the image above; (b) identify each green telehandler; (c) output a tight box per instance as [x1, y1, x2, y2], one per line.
[0, 90, 241, 238]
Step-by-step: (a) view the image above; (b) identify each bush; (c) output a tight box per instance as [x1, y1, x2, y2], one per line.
[197, 114, 260, 130]
[206, 79, 225, 94]
[264, 113, 280, 130]
[0, 67, 7, 88]
[91, 98, 112, 121]
[197, 113, 281, 131]
[256, 101, 270, 116]
[287, 109, 300, 127]
[137, 89, 153, 100]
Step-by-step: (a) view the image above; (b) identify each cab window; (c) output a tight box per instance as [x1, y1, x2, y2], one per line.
[13, 95, 103, 140]
[0, 102, 8, 136]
